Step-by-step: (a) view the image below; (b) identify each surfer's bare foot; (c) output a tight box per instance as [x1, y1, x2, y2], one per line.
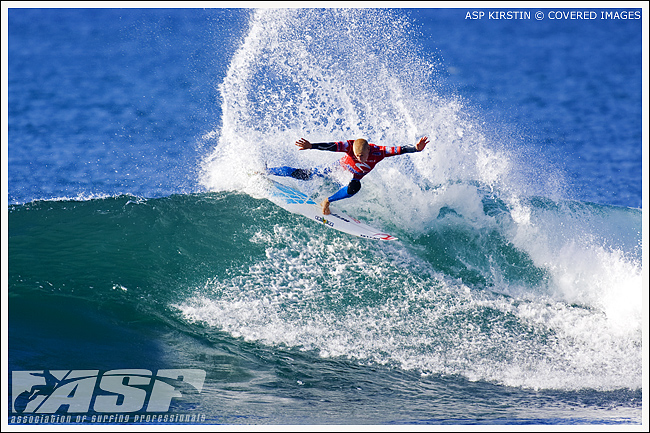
[321, 199, 331, 215]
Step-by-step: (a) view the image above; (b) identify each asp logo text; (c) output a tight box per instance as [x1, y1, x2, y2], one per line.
[11, 369, 206, 414]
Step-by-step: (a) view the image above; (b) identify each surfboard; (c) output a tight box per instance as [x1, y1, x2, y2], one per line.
[264, 177, 397, 241]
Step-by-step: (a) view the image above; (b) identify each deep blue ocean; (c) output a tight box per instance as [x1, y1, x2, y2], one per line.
[5, 7, 646, 426]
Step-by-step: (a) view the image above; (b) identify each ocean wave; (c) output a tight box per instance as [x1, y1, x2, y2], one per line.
[9, 191, 642, 391]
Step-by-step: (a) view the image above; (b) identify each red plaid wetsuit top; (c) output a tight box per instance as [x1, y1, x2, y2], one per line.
[313, 140, 417, 180]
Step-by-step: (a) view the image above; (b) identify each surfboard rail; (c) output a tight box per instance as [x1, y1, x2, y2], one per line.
[264, 177, 398, 241]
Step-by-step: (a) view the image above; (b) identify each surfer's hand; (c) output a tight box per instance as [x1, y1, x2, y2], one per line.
[295, 138, 312, 150]
[416, 136, 429, 151]
[321, 199, 331, 215]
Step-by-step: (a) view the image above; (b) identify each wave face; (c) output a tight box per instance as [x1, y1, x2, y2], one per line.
[9, 190, 642, 393]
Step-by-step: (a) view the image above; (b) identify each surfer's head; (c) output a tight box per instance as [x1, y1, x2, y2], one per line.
[353, 139, 370, 163]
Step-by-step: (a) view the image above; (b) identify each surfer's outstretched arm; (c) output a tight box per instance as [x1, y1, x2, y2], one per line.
[415, 136, 429, 151]
[385, 136, 430, 156]
[295, 138, 312, 150]
[295, 138, 340, 152]
[297, 137, 428, 153]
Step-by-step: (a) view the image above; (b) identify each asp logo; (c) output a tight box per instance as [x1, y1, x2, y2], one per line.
[11, 369, 206, 414]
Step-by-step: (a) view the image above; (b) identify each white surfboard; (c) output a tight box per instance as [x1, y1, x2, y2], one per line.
[265, 177, 397, 241]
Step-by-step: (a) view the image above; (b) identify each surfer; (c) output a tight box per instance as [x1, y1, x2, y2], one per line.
[267, 137, 429, 215]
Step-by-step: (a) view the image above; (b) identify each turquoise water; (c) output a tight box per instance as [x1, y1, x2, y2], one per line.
[7, 7, 644, 425]
[8, 192, 642, 424]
